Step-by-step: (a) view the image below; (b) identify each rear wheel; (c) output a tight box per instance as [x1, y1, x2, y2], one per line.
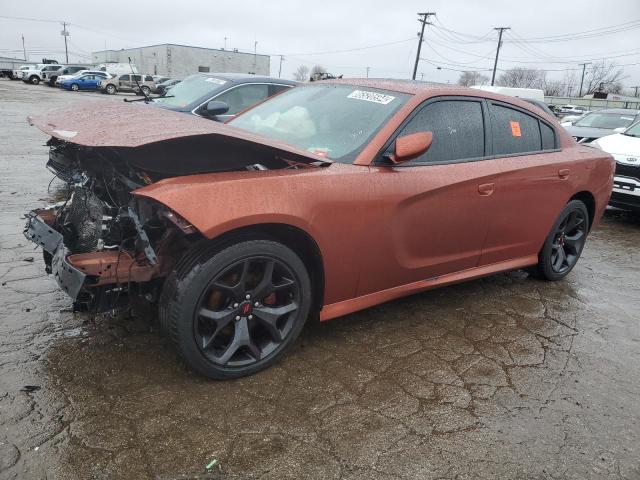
[29, 75, 39, 85]
[533, 200, 589, 281]
[161, 239, 312, 379]
[70, 83, 79, 91]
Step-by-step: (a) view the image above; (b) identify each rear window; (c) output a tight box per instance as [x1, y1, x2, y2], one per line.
[490, 104, 542, 155]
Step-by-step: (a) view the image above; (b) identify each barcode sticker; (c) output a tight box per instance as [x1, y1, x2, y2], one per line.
[347, 90, 395, 105]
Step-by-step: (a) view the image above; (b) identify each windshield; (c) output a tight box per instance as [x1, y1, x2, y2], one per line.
[154, 74, 228, 108]
[624, 121, 640, 138]
[574, 112, 637, 129]
[229, 84, 409, 163]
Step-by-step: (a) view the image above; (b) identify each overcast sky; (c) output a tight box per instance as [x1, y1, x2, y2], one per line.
[1, 0, 639, 91]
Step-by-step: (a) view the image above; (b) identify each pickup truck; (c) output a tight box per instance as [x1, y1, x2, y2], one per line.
[22, 64, 63, 85]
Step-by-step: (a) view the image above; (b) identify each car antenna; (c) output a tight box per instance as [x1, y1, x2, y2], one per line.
[123, 56, 151, 103]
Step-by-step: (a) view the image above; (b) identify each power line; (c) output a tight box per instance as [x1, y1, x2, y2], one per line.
[283, 37, 415, 57]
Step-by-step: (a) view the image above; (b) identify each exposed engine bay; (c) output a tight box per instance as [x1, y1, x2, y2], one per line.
[24, 135, 326, 313]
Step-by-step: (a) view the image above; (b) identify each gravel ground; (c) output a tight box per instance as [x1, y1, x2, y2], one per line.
[1, 79, 639, 480]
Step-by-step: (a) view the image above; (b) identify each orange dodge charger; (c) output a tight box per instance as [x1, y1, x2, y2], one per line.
[25, 79, 614, 379]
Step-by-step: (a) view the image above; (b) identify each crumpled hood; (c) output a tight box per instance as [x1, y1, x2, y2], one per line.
[27, 101, 331, 167]
[564, 125, 615, 140]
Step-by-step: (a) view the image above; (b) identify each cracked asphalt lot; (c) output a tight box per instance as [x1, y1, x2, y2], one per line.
[1, 79, 640, 480]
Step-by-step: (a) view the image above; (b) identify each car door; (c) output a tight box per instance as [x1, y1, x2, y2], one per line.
[83, 75, 98, 90]
[119, 74, 130, 91]
[479, 100, 570, 265]
[359, 97, 500, 296]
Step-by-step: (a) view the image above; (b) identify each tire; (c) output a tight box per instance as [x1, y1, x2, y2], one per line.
[48, 78, 57, 87]
[141, 85, 150, 96]
[533, 200, 589, 281]
[29, 75, 40, 85]
[70, 83, 79, 91]
[161, 239, 312, 379]
[105, 84, 116, 95]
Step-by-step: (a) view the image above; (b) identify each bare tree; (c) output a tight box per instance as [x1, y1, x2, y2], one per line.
[582, 60, 626, 95]
[293, 65, 310, 82]
[542, 79, 564, 97]
[457, 71, 489, 87]
[562, 70, 579, 97]
[497, 67, 546, 89]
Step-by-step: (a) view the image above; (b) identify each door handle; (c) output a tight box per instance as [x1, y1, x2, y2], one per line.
[558, 168, 570, 179]
[478, 183, 495, 196]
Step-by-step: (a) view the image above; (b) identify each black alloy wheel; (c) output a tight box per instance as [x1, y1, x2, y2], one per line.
[534, 200, 589, 281]
[162, 239, 312, 379]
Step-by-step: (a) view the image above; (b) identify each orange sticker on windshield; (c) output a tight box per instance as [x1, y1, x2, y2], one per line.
[510, 121, 522, 137]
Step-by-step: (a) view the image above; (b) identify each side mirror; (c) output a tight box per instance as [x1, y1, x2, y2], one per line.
[613, 127, 626, 134]
[387, 132, 433, 164]
[202, 100, 230, 118]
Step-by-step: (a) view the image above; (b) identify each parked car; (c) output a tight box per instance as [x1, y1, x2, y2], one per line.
[24, 81, 614, 379]
[100, 74, 156, 95]
[152, 75, 170, 84]
[153, 73, 296, 121]
[59, 73, 105, 91]
[22, 64, 63, 85]
[558, 105, 589, 117]
[592, 121, 640, 210]
[155, 78, 180, 95]
[56, 70, 111, 86]
[563, 108, 640, 143]
[43, 66, 85, 87]
[522, 99, 556, 117]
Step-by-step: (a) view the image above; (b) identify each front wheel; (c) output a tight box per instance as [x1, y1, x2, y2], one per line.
[105, 84, 116, 94]
[29, 76, 40, 85]
[533, 200, 589, 281]
[161, 239, 312, 379]
[140, 85, 150, 96]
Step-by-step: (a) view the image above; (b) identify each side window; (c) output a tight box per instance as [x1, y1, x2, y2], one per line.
[540, 122, 557, 150]
[269, 84, 292, 96]
[120, 74, 130, 81]
[397, 100, 485, 164]
[490, 103, 542, 155]
[214, 84, 270, 115]
[133, 75, 142, 82]
[145, 75, 153, 82]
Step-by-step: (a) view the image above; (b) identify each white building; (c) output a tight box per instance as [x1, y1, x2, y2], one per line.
[91, 43, 270, 79]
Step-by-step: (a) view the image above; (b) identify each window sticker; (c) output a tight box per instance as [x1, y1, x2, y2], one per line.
[205, 78, 227, 85]
[510, 121, 522, 137]
[347, 90, 395, 105]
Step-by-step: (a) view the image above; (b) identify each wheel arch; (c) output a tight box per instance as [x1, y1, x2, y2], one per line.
[202, 223, 325, 315]
[569, 190, 596, 231]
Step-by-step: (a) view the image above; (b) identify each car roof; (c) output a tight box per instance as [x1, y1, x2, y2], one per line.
[197, 72, 297, 86]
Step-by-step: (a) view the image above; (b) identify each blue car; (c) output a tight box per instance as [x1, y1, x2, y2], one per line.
[60, 74, 103, 91]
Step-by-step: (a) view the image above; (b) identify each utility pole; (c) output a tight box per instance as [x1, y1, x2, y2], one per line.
[224, 37, 228, 50]
[278, 55, 284, 78]
[412, 12, 435, 80]
[21, 34, 27, 61]
[61, 22, 69, 63]
[578, 62, 590, 98]
[633, 85, 640, 97]
[253, 40, 257, 73]
[490, 27, 510, 86]
[366, 66, 370, 78]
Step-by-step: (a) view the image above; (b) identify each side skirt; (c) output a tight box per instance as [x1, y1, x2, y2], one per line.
[319, 255, 538, 322]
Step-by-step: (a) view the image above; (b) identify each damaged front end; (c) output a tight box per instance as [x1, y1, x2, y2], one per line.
[23, 139, 194, 311]
[24, 103, 330, 313]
